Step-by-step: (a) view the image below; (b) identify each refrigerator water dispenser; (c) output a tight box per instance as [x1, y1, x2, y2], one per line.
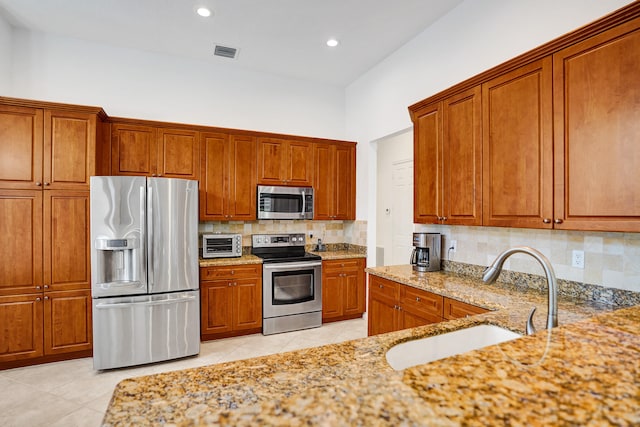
[94, 237, 141, 286]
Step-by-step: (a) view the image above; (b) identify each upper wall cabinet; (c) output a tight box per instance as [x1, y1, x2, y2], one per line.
[0, 105, 100, 190]
[552, 17, 640, 232]
[111, 123, 199, 180]
[314, 142, 356, 220]
[200, 132, 257, 221]
[412, 86, 482, 225]
[482, 58, 554, 229]
[257, 138, 314, 186]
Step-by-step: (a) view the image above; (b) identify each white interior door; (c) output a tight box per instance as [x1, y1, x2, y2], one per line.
[391, 159, 413, 265]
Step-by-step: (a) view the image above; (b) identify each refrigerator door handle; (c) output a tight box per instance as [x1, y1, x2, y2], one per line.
[140, 184, 147, 285]
[94, 295, 197, 309]
[147, 183, 154, 287]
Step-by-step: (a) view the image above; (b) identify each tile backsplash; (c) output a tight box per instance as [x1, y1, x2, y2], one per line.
[199, 220, 368, 247]
[415, 224, 640, 292]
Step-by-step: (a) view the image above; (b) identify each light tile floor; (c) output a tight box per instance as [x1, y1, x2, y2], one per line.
[0, 318, 367, 427]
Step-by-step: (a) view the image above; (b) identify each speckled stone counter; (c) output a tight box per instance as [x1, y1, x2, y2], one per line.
[198, 255, 262, 267]
[102, 267, 639, 426]
[311, 250, 367, 260]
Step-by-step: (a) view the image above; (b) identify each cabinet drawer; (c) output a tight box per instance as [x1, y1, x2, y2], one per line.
[200, 265, 261, 280]
[369, 276, 399, 301]
[400, 286, 443, 318]
[322, 258, 364, 273]
[443, 297, 488, 320]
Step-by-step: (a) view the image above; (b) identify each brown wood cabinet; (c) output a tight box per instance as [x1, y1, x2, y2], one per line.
[200, 132, 257, 220]
[322, 258, 365, 323]
[482, 57, 554, 229]
[111, 123, 199, 179]
[368, 275, 445, 336]
[368, 275, 489, 336]
[200, 265, 262, 340]
[552, 17, 640, 232]
[443, 297, 489, 320]
[257, 138, 314, 186]
[412, 86, 482, 225]
[0, 105, 100, 190]
[0, 98, 101, 368]
[314, 142, 356, 220]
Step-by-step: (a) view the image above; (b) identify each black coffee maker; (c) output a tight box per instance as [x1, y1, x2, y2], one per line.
[410, 232, 441, 272]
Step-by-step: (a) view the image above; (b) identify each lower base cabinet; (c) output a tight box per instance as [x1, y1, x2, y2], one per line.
[322, 258, 366, 323]
[367, 275, 488, 336]
[0, 290, 92, 368]
[200, 265, 262, 340]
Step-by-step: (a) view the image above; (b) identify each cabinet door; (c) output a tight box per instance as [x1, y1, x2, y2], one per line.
[257, 138, 286, 185]
[229, 135, 257, 220]
[285, 140, 313, 186]
[157, 128, 199, 179]
[334, 144, 356, 220]
[368, 292, 398, 336]
[342, 259, 365, 316]
[400, 286, 443, 322]
[232, 277, 262, 331]
[413, 102, 442, 224]
[442, 87, 482, 225]
[201, 280, 234, 335]
[44, 110, 96, 189]
[200, 132, 230, 219]
[0, 294, 43, 363]
[482, 58, 553, 228]
[401, 309, 441, 329]
[443, 297, 488, 320]
[44, 191, 90, 292]
[43, 289, 92, 355]
[321, 270, 342, 320]
[0, 105, 44, 189]
[0, 190, 43, 296]
[313, 143, 335, 220]
[112, 123, 157, 176]
[553, 18, 640, 232]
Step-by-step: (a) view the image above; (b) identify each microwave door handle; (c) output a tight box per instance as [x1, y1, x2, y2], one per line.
[301, 189, 306, 218]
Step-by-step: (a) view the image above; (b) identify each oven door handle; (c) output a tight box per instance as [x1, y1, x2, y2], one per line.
[263, 261, 322, 270]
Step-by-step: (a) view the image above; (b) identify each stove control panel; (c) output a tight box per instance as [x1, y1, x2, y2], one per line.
[252, 233, 306, 248]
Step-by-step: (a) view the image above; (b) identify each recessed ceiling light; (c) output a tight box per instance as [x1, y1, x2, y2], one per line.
[326, 39, 339, 47]
[196, 7, 211, 17]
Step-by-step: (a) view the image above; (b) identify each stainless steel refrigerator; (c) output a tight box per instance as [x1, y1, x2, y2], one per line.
[90, 176, 200, 370]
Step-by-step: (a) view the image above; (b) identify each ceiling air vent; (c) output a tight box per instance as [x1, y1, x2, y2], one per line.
[214, 45, 238, 59]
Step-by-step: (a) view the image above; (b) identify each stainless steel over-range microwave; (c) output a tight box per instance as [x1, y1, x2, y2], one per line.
[257, 185, 314, 220]
[202, 233, 242, 258]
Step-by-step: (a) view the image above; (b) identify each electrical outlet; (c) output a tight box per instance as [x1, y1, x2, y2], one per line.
[572, 250, 585, 269]
[450, 240, 457, 253]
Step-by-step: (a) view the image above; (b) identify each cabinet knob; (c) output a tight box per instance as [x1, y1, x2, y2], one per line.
[230, 270, 235, 275]
[35, 182, 42, 186]
[36, 297, 41, 301]
[442, 216, 447, 221]
[542, 218, 551, 224]
[554, 218, 564, 224]
[416, 297, 421, 302]
[44, 285, 49, 289]
[35, 286, 41, 290]
[379, 284, 383, 289]
[44, 182, 50, 186]
[228, 282, 233, 287]
[44, 296, 49, 300]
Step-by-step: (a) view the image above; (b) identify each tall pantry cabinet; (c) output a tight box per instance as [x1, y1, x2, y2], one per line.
[0, 98, 108, 368]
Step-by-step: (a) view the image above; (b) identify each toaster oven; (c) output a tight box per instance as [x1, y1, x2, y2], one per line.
[202, 234, 242, 258]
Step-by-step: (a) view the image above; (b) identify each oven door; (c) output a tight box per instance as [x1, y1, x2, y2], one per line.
[263, 261, 322, 318]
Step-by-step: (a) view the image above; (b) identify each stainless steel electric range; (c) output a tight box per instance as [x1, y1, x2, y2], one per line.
[252, 233, 322, 335]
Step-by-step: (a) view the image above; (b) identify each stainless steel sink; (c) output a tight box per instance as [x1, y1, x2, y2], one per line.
[385, 324, 522, 370]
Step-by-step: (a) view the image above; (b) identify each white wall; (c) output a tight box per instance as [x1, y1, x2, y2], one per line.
[0, 13, 12, 93]
[8, 29, 346, 139]
[346, 0, 634, 265]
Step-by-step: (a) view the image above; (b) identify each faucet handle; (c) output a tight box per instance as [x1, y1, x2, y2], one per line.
[526, 307, 537, 335]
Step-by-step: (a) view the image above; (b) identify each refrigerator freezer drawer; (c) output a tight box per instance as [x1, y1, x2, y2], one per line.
[92, 291, 200, 370]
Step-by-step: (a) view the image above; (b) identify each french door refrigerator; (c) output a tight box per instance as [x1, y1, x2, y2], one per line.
[90, 176, 200, 370]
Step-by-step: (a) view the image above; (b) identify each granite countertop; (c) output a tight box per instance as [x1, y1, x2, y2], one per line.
[198, 250, 365, 267]
[102, 267, 640, 426]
